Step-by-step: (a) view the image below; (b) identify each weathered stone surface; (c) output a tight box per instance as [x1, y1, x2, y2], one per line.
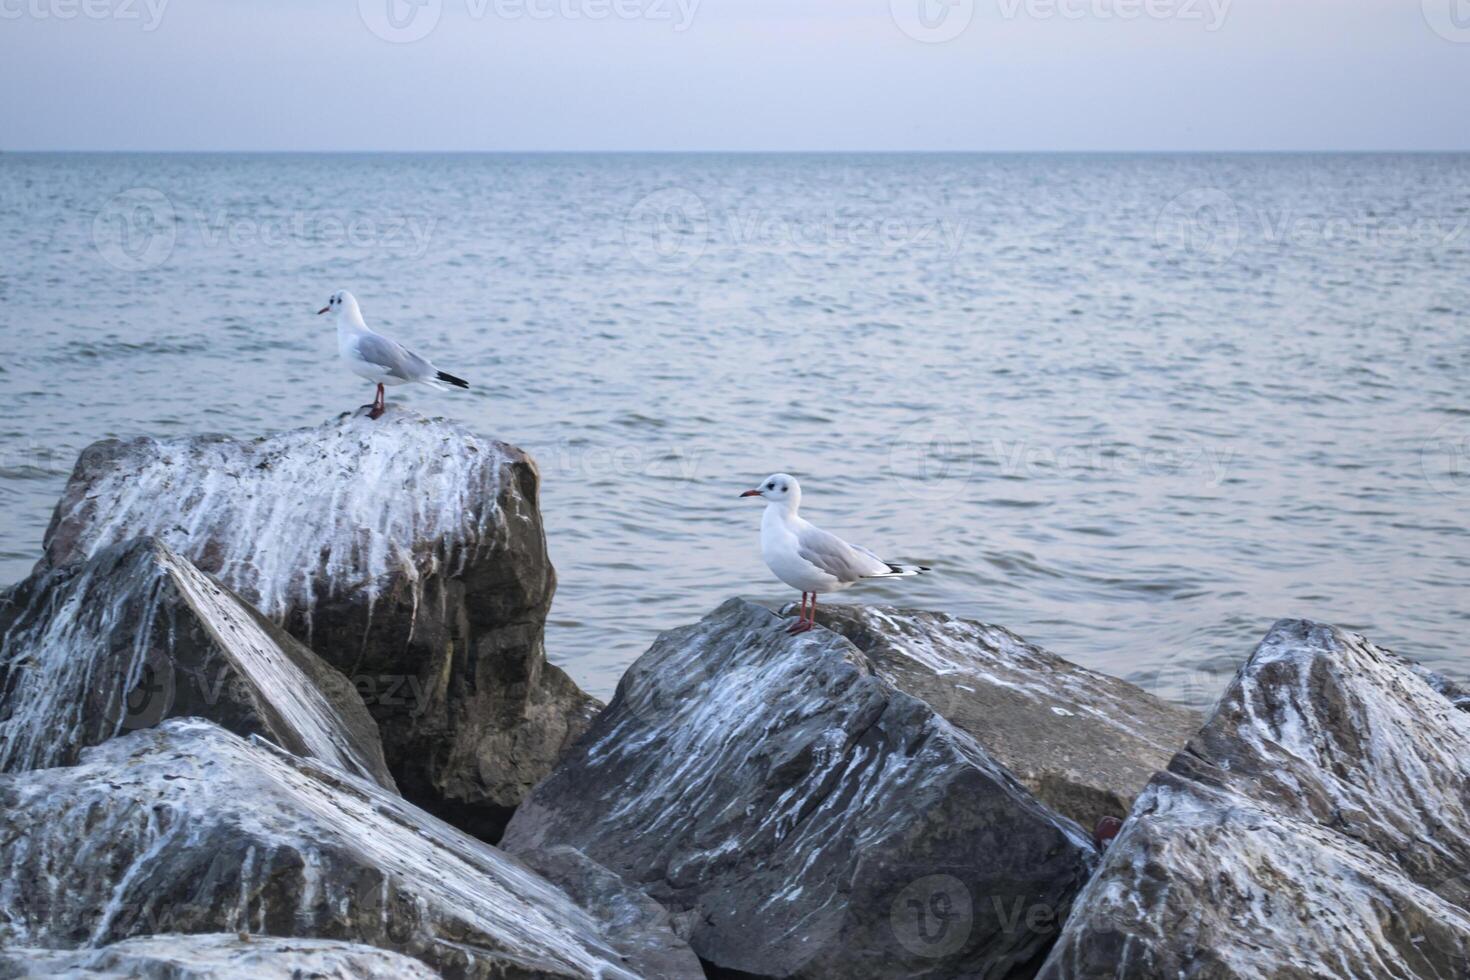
[0, 537, 392, 788]
[0, 935, 441, 979]
[515, 846, 705, 980]
[0, 718, 697, 980]
[36, 406, 598, 838]
[503, 598, 1095, 979]
[1039, 620, 1470, 979]
[811, 604, 1201, 831]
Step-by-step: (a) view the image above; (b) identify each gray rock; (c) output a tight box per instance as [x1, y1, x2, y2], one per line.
[515, 846, 706, 979]
[0, 537, 392, 789]
[502, 598, 1095, 979]
[0, 935, 442, 979]
[812, 604, 1202, 831]
[1039, 619, 1470, 979]
[36, 406, 598, 839]
[0, 718, 697, 980]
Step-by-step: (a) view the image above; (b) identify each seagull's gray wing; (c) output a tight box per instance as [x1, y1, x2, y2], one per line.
[797, 524, 893, 584]
[356, 331, 435, 382]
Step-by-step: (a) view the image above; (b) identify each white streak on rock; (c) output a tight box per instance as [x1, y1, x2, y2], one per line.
[45, 410, 506, 632]
[1, 720, 642, 980]
[1, 540, 391, 787]
[1040, 620, 1470, 978]
[0, 934, 443, 979]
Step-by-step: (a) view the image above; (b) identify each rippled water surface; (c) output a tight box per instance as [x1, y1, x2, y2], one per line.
[2, 153, 1468, 703]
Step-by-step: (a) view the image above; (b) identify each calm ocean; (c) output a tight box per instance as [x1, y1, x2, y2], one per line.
[2, 152, 1467, 703]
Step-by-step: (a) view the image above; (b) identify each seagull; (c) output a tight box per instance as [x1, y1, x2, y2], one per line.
[740, 473, 929, 634]
[317, 290, 468, 419]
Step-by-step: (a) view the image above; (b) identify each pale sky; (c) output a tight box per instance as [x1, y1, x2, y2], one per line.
[2, 0, 1467, 151]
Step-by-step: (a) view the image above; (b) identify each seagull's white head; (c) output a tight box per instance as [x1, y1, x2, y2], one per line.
[741, 473, 801, 510]
[317, 289, 363, 322]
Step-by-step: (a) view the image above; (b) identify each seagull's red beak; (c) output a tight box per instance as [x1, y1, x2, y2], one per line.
[740, 489, 763, 498]
[317, 306, 330, 315]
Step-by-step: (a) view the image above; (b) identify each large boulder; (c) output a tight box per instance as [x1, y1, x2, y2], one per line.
[0, 718, 702, 980]
[35, 406, 598, 838]
[503, 598, 1095, 979]
[0, 536, 392, 788]
[0, 935, 440, 979]
[813, 604, 1201, 831]
[516, 845, 704, 980]
[1039, 620, 1470, 978]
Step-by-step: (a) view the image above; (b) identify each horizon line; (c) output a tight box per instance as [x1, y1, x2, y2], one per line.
[5, 148, 1470, 156]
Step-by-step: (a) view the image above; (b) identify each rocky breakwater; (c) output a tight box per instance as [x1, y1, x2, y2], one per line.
[1039, 620, 1470, 978]
[0, 935, 442, 980]
[33, 405, 598, 838]
[0, 536, 393, 788]
[0, 718, 701, 979]
[503, 599, 1106, 978]
[812, 603, 1201, 832]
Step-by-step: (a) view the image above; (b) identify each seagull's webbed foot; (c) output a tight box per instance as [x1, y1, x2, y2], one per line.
[367, 404, 386, 420]
[786, 619, 815, 635]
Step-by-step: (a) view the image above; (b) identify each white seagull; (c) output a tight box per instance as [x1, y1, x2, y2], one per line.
[318, 290, 468, 419]
[741, 473, 929, 634]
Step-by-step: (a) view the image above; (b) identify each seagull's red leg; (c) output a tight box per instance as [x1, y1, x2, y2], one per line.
[791, 593, 816, 634]
[787, 593, 810, 634]
[369, 383, 385, 420]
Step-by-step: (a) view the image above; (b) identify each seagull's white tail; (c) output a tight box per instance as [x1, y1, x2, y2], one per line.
[873, 562, 930, 578]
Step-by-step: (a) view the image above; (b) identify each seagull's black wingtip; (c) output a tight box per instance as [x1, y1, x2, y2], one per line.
[437, 371, 470, 389]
